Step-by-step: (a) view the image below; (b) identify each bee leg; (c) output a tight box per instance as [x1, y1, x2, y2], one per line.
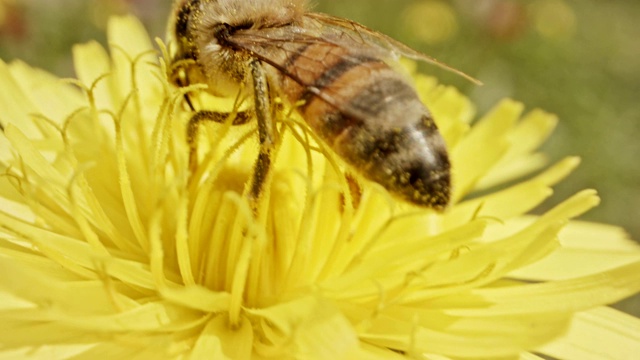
[186, 110, 251, 170]
[248, 59, 275, 213]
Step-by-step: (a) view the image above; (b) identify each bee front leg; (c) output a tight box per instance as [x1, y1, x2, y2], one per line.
[248, 59, 275, 213]
[186, 110, 251, 170]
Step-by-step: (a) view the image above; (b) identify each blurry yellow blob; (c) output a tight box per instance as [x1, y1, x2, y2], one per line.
[402, 0, 459, 44]
[531, 0, 577, 40]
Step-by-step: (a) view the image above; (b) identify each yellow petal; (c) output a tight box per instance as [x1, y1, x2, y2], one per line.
[106, 15, 160, 120]
[538, 306, 640, 360]
[190, 315, 253, 360]
[0, 345, 93, 360]
[445, 157, 581, 230]
[520, 352, 546, 360]
[160, 286, 231, 313]
[451, 99, 524, 200]
[69, 337, 180, 359]
[247, 297, 360, 359]
[8, 60, 85, 128]
[72, 40, 114, 112]
[477, 108, 558, 189]
[358, 310, 568, 358]
[431, 260, 640, 315]
[0, 60, 41, 136]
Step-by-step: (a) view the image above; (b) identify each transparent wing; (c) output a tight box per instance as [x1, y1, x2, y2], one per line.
[225, 13, 477, 120]
[227, 21, 397, 120]
[305, 12, 480, 84]
[228, 16, 396, 68]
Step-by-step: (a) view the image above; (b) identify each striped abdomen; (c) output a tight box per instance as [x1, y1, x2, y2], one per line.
[274, 42, 451, 209]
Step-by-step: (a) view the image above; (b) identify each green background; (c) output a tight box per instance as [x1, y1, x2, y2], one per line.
[1, 0, 638, 315]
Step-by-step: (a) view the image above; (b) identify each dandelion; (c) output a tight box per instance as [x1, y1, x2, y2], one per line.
[0, 15, 639, 359]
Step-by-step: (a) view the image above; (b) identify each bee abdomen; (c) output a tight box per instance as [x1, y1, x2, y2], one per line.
[335, 114, 451, 209]
[320, 76, 450, 208]
[280, 44, 451, 208]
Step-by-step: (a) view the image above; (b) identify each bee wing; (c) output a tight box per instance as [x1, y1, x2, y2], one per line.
[305, 12, 480, 84]
[227, 14, 477, 120]
[229, 14, 419, 70]
[228, 13, 480, 118]
[229, 17, 396, 64]
[228, 23, 399, 121]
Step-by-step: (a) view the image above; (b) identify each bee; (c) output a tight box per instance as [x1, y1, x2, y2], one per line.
[168, 0, 464, 211]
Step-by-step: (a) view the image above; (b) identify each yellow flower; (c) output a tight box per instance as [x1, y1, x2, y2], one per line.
[0, 15, 639, 359]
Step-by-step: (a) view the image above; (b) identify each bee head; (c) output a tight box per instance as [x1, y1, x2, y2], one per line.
[166, 0, 205, 92]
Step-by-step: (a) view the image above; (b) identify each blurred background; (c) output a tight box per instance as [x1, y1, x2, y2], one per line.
[1, 0, 638, 314]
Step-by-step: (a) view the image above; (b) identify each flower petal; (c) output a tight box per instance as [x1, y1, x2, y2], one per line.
[190, 315, 253, 360]
[106, 15, 162, 121]
[8, 60, 85, 127]
[451, 99, 524, 200]
[72, 40, 114, 112]
[444, 156, 581, 230]
[476, 108, 558, 190]
[357, 310, 568, 358]
[538, 307, 640, 360]
[509, 219, 640, 281]
[247, 297, 360, 359]
[430, 260, 640, 316]
[0, 60, 41, 136]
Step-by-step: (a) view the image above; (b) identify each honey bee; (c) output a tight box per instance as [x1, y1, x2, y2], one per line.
[168, 0, 463, 211]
